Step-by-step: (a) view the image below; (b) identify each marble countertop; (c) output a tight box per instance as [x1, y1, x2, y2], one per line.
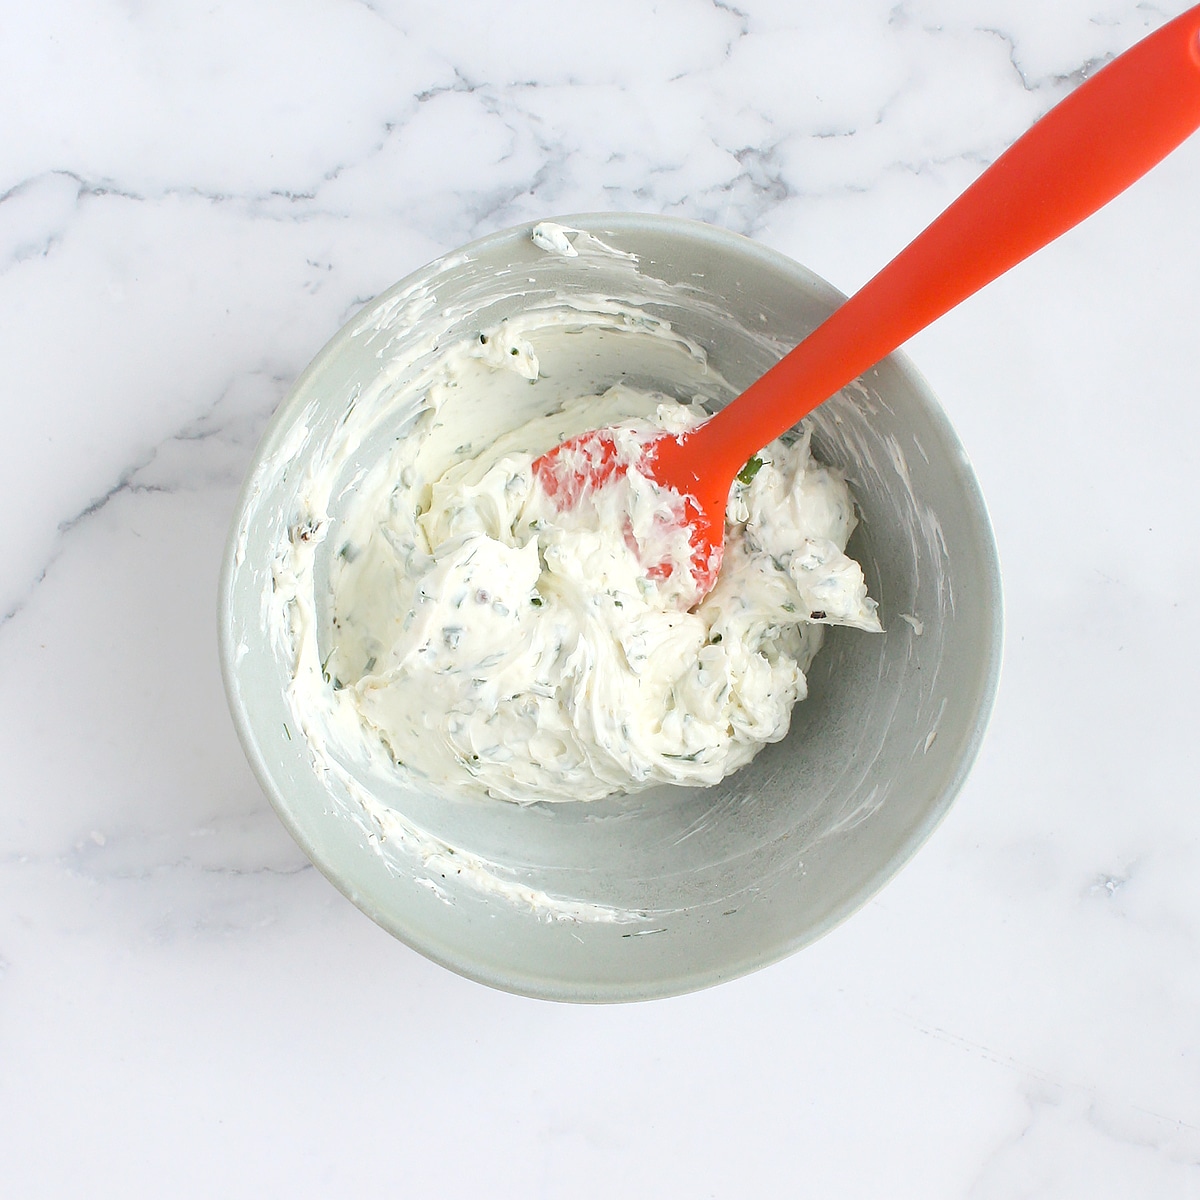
[4, 2, 1199, 1195]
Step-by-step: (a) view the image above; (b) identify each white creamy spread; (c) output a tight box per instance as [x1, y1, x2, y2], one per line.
[319, 391, 879, 804]
[268, 234, 881, 812]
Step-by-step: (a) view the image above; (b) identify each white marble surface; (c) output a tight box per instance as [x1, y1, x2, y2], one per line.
[3, 1, 1199, 1194]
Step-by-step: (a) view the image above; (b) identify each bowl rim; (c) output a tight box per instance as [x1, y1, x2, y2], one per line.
[218, 211, 1004, 1003]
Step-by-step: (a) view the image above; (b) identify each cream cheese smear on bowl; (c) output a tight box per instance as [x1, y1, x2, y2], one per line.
[278, 223, 881, 806]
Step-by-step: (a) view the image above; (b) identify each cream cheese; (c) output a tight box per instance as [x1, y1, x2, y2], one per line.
[267, 244, 880, 810]
[319, 382, 879, 804]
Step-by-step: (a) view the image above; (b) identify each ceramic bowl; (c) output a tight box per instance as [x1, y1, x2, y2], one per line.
[219, 213, 1002, 1001]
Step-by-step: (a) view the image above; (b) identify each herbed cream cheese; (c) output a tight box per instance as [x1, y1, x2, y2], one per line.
[319, 377, 880, 803]
[267, 233, 882, 810]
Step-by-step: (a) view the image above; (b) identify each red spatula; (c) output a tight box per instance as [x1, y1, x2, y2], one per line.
[533, 5, 1200, 603]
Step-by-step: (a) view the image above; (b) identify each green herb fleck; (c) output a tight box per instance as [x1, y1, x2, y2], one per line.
[736, 455, 763, 485]
[530, 596, 544, 607]
[709, 632, 722, 643]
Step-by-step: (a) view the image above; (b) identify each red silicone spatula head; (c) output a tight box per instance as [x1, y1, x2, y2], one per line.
[533, 428, 723, 600]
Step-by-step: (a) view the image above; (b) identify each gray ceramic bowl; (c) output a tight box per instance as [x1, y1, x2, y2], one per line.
[219, 213, 1002, 1002]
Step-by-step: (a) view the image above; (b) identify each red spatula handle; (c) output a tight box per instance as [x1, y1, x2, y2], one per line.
[692, 4, 1200, 481]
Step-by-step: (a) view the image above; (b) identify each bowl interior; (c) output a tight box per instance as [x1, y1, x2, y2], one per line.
[220, 214, 1002, 1001]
